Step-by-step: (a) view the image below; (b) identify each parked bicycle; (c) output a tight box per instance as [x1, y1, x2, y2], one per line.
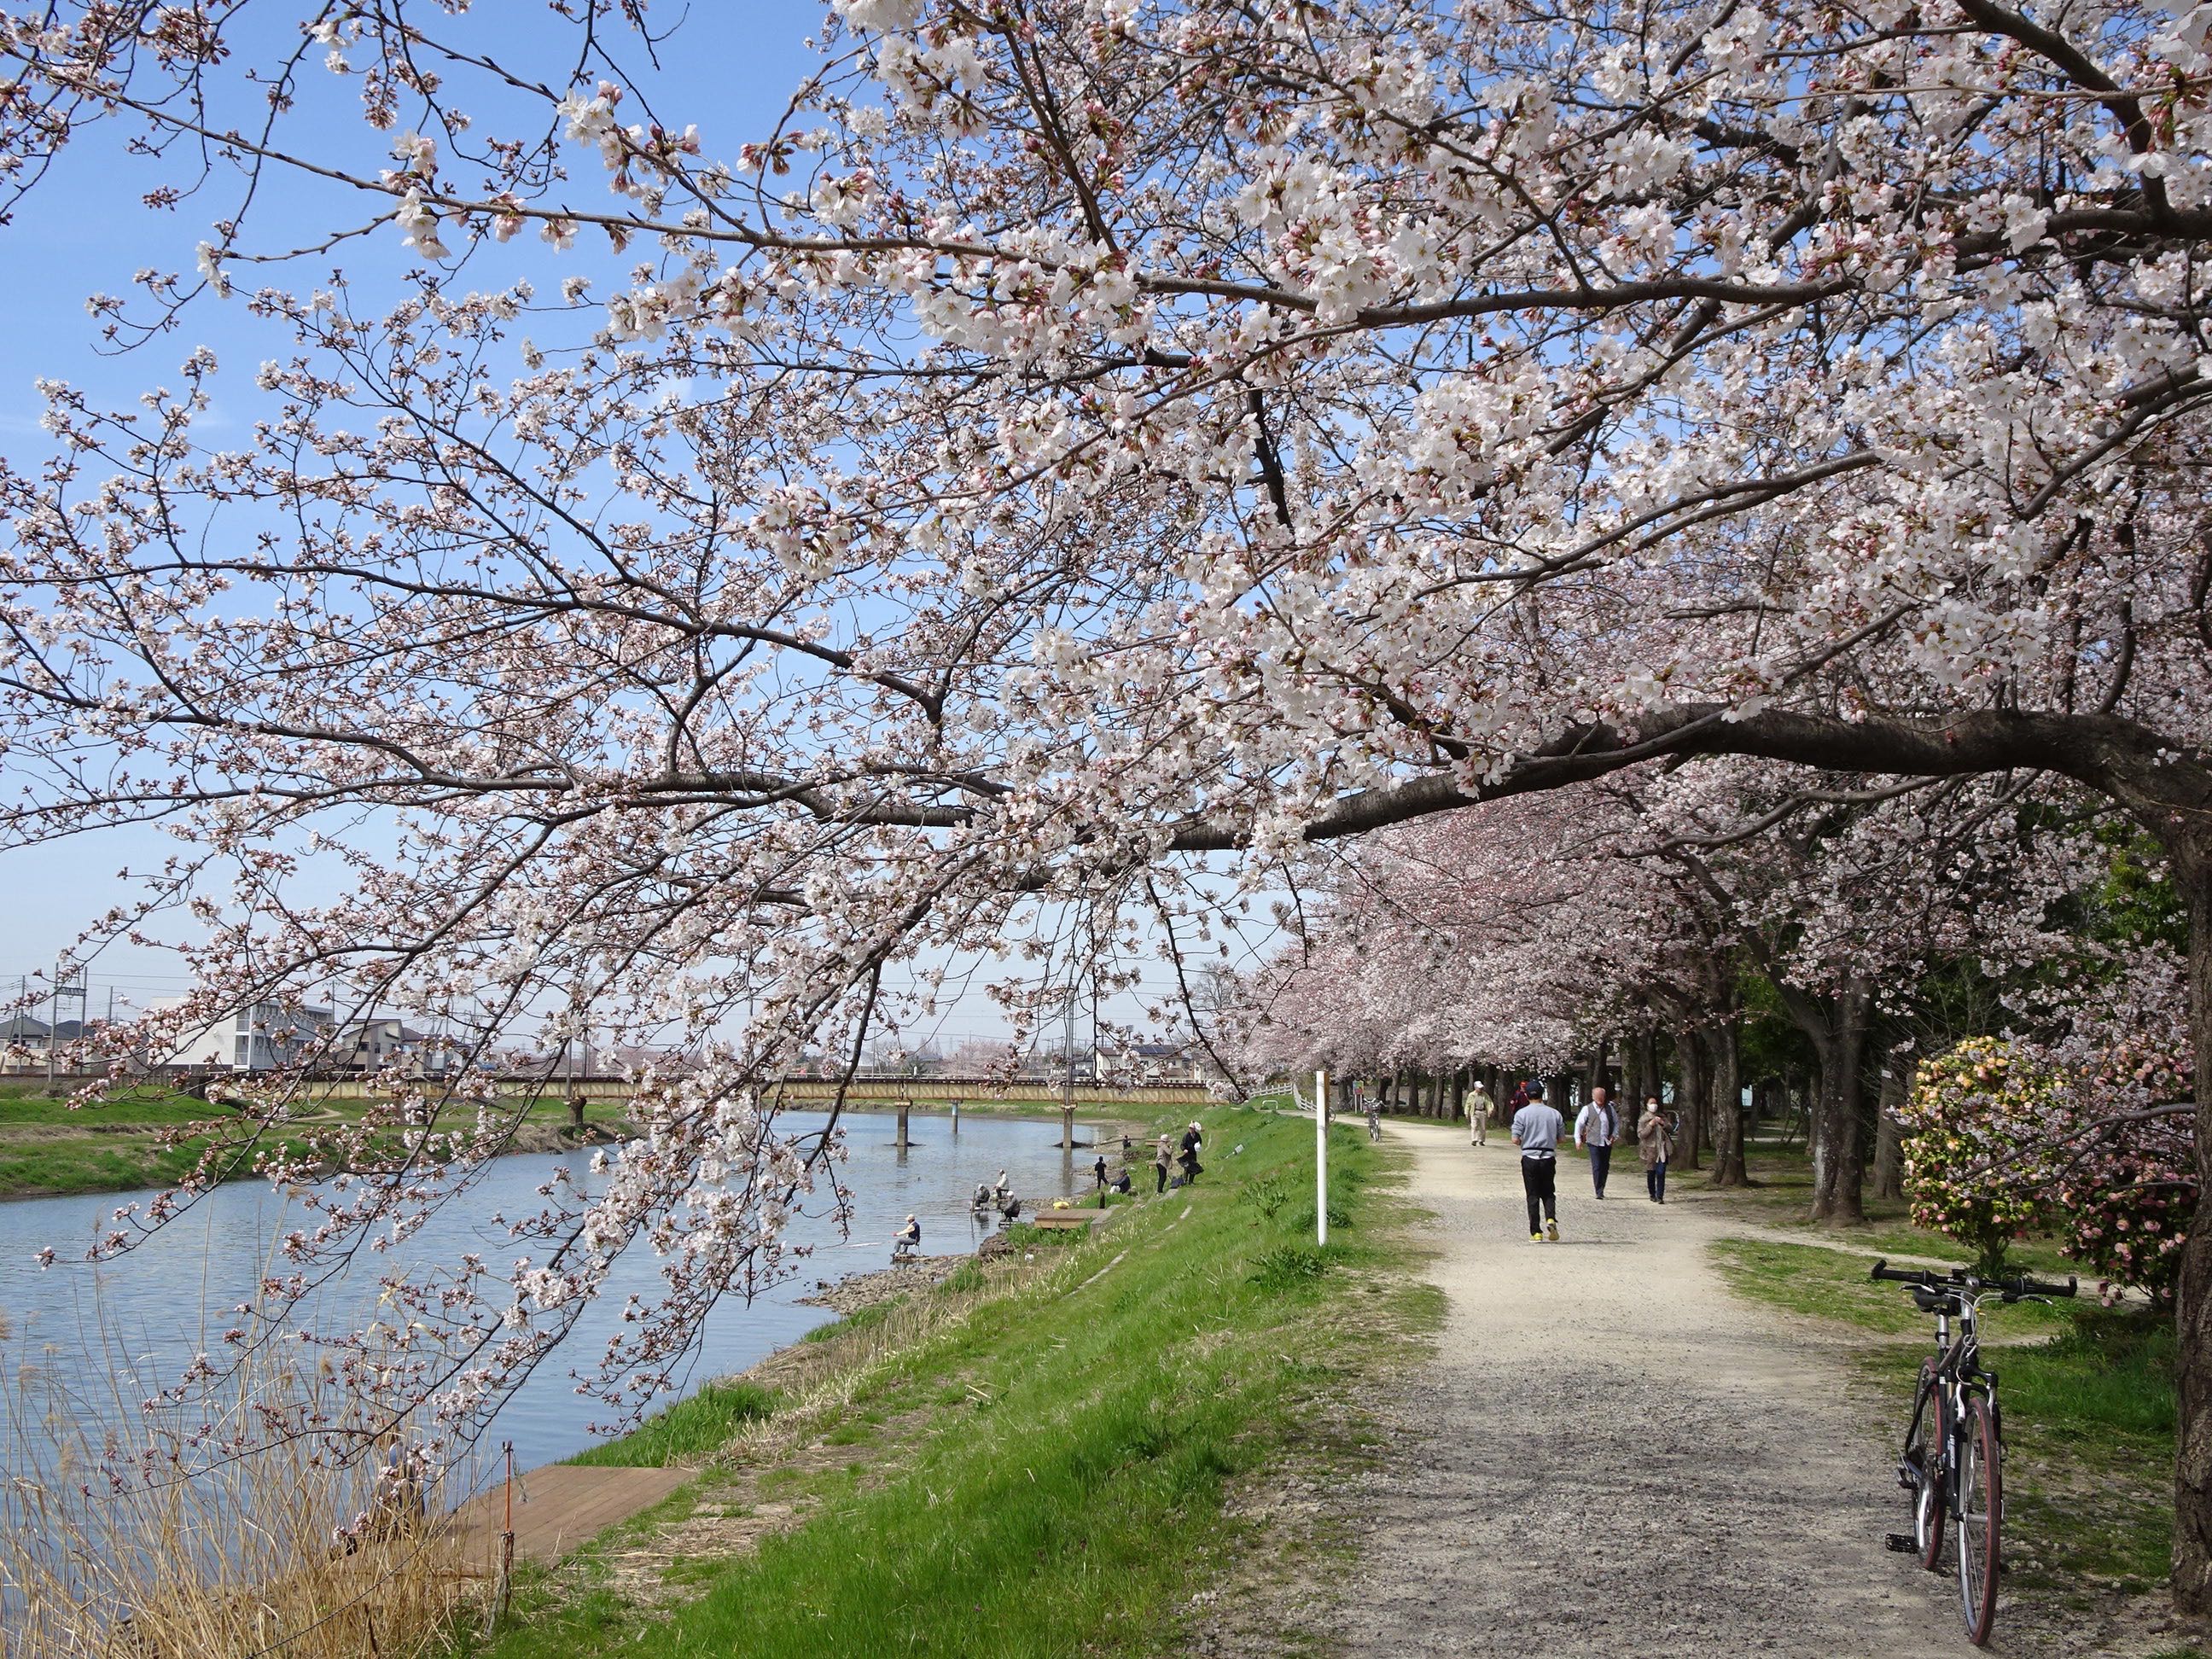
[1869, 1257, 2076, 1645]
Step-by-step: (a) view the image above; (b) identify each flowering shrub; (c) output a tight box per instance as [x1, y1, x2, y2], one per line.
[1900, 1024, 2195, 1304]
[1896, 1039, 2057, 1275]
[2048, 1032, 2195, 1307]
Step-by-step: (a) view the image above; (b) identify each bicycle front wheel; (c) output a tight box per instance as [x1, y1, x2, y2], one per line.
[1903, 1360, 1947, 1571]
[1956, 1393, 2001, 1644]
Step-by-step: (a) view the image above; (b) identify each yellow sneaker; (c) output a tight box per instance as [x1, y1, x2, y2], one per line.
[1528, 1231, 1543, 1243]
[1545, 1217, 1561, 1242]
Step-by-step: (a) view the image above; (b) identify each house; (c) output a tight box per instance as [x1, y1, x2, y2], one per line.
[0, 1015, 90, 1073]
[339, 1016, 437, 1074]
[1093, 1041, 1206, 1086]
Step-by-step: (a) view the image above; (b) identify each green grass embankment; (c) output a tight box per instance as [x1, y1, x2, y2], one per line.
[0, 1088, 635, 1200]
[0, 1083, 1144, 1202]
[0, 1087, 238, 1197]
[450, 1105, 1433, 1658]
[1711, 1236, 2176, 1598]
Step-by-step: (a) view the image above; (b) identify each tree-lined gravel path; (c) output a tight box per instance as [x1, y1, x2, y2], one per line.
[1332, 1119, 1964, 1658]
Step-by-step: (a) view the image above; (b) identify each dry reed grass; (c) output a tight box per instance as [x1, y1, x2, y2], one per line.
[2, 1326, 480, 1658]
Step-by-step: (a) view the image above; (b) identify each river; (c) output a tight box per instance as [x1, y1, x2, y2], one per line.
[0, 1109, 1099, 1476]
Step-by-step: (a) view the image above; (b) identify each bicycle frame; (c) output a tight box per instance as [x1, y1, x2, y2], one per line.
[1916, 1293, 1994, 1510]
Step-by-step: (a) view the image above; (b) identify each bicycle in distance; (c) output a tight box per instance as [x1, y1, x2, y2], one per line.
[1869, 1257, 2077, 1645]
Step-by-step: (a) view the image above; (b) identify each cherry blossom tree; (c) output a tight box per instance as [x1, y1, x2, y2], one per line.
[1625, 758, 2095, 1207]
[8, 0, 2212, 1603]
[1231, 798, 1620, 1088]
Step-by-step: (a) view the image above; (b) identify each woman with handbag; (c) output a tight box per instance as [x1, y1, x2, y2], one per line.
[1636, 1096, 1674, 1204]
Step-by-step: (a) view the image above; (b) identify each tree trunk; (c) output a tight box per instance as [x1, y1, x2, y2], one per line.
[1803, 979, 1871, 1225]
[1871, 1053, 1907, 1203]
[1707, 1021, 1747, 1188]
[1451, 1069, 1467, 1121]
[2173, 870, 2212, 1611]
[1674, 1029, 1705, 1172]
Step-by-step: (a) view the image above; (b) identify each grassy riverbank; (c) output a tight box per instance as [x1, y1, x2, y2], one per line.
[445, 1103, 1429, 1658]
[0, 1086, 647, 1199]
[0, 1086, 1145, 1201]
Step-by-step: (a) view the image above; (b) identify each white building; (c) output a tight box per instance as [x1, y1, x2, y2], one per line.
[151, 997, 336, 1072]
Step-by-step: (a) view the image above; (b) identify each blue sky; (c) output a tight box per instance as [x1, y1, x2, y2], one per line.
[0, 5, 1272, 1045]
[0, 3, 824, 1009]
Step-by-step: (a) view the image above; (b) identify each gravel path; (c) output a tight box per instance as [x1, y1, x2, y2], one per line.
[1333, 1119, 1965, 1658]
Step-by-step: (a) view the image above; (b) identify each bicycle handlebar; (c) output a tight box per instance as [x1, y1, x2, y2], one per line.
[1868, 1258, 2077, 1301]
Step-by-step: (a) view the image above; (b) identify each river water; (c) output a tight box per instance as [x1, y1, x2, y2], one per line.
[0, 1109, 1097, 1476]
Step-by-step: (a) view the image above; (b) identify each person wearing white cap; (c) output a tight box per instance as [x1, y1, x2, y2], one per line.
[1469, 1079, 1493, 1147]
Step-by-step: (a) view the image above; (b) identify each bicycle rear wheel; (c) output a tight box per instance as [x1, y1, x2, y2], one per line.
[1956, 1393, 2001, 1644]
[1903, 1360, 1947, 1571]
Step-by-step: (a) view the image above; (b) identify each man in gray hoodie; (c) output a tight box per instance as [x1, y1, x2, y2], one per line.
[1511, 1083, 1565, 1242]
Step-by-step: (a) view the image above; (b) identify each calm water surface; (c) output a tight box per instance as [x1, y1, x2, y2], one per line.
[0, 1110, 1096, 1474]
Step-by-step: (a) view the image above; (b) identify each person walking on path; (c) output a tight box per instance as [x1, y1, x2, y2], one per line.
[1510, 1083, 1564, 1242]
[1366, 1094, 1382, 1142]
[1468, 1079, 1492, 1147]
[1638, 1096, 1674, 1203]
[1153, 1134, 1173, 1194]
[1574, 1085, 1620, 1198]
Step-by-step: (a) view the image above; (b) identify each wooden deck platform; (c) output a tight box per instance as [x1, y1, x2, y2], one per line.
[452, 1464, 693, 1566]
[1026, 1206, 1116, 1231]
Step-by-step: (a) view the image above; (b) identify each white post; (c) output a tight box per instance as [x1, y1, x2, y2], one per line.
[1314, 1067, 1329, 1248]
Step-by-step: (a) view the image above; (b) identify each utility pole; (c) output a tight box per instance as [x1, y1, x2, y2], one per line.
[45, 962, 86, 1091]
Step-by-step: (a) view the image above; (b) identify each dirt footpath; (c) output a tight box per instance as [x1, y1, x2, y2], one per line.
[1331, 1119, 1964, 1659]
